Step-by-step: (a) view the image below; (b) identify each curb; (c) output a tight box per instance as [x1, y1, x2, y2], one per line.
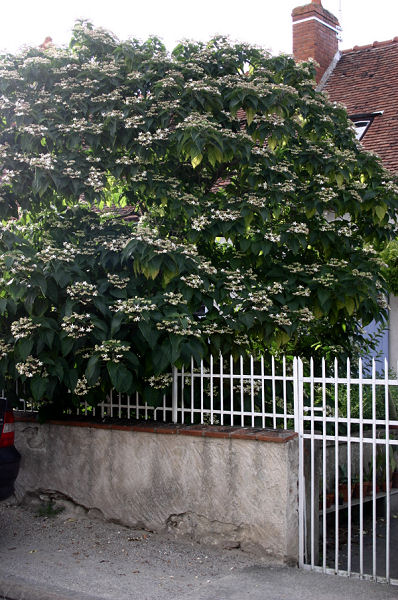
[0, 572, 105, 600]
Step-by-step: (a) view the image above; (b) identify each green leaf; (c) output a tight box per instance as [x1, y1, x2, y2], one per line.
[50, 362, 64, 381]
[60, 336, 74, 357]
[317, 288, 330, 310]
[107, 362, 133, 393]
[246, 107, 255, 126]
[85, 355, 100, 386]
[138, 322, 160, 349]
[43, 329, 55, 349]
[345, 297, 355, 316]
[30, 376, 48, 402]
[15, 338, 34, 360]
[336, 173, 344, 187]
[375, 204, 387, 221]
[110, 312, 123, 337]
[141, 262, 160, 280]
[65, 368, 78, 392]
[191, 154, 203, 168]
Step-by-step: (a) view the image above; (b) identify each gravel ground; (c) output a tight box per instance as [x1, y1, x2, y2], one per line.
[0, 498, 268, 600]
[1, 498, 397, 600]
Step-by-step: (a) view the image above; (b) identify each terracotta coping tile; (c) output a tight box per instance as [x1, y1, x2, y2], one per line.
[14, 414, 297, 443]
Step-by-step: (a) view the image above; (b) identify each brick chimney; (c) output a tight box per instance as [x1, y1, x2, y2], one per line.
[292, 0, 340, 83]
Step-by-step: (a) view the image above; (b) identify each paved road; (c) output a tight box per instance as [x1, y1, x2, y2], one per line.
[0, 500, 397, 600]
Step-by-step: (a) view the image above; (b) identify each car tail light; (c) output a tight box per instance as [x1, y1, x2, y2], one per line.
[0, 410, 15, 448]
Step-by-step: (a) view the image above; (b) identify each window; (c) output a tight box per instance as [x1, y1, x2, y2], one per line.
[353, 120, 371, 140]
[350, 111, 383, 141]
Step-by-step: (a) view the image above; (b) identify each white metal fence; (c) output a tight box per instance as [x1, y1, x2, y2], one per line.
[16, 354, 297, 428]
[13, 353, 398, 585]
[297, 356, 398, 586]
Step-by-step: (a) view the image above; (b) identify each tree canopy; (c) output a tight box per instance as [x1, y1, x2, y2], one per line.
[0, 23, 397, 411]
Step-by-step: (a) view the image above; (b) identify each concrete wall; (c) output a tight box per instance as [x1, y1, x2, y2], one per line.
[14, 421, 299, 564]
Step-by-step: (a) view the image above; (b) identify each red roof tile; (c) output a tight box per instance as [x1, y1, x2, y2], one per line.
[91, 204, 140, 222]
[323, 39, 398, 173]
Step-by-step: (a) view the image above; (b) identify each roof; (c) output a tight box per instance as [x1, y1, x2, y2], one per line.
[91, 204, 140, 222]
[323, 38, 398, 173]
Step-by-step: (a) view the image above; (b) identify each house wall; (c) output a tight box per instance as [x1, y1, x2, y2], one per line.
[363, 319, 389, 373]
[13, 419, 299, 564]
[389, 295, 398, 369]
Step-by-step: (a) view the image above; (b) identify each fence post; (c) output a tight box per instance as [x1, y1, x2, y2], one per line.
[172, 366, 178, 424]
[294, 357, 306, 568]
[293, 358, 297, 433]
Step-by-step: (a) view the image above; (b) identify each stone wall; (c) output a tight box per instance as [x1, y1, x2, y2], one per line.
[14, 419, 299, 564]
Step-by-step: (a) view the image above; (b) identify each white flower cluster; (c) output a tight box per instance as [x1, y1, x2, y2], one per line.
[0, 340, 12, 360]
[29, 154, 56, 170]
[272, 307, 292, 327]
[210, 209, 240, 222]
[0, 169, 16, 184]
[102, 235, 131, 252]
[339, 225, 354, 238]
[38, 245, 77, 263]
[93, 339, 130, 362]
[124, 115, 145, 129]
[107, 273, 130, 289]
[287, 222, 309, 235]
[328, 258, 348, 268]
[7, 254, 38, 274]
[18, 123, 48, 136]
[377, 295, 389, 310]
[156, 317, 201, 337]
[92, 90, 122, 103]
[234, 333, 250, 346]
[316, 273, 337, 288]
[115, 155, 134, 165]
[148, 373, 173, 389]
[222, 270, 245, 293]
[134, 225, 198, 259]
[67, 281, 98, 305]
[296, 307, 315, 323]
[234, 379, 263, 395]
[74, 375, 98, 396]
[102, 109, 124, 119]
[292, 286, 311, 297]
[62, 167, 81, 179]
[16, 355, 47, 378]
[191, 215, 210, 231]
[266, 282, 283, 295]
[111, 297, 157, 321]
[246, 195, 266, 208]
[181, 274, 204, 288]
[163, 291, 187, 306]
[61, 313, 94, 338]
[263, 232, 281, 243]
[86, 166, 105, 192]
[11, 317, 38, 340]
[247, 290, 273, 311]
[200, 261, 218, 276]
[201, 322, 233, 336]
[351, 269, 373, 279]
[56, 119, 103, 135]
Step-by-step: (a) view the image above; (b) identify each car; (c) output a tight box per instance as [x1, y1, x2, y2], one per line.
[0, 397, 21, 500]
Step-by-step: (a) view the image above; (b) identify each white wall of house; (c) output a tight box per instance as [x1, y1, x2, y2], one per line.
[389, 295, 398, 369]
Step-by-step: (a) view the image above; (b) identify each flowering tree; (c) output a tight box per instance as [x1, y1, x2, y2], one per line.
[0, 23, 397, 412]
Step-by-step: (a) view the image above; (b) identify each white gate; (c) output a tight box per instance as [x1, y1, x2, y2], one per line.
[296, 357, 398, 585]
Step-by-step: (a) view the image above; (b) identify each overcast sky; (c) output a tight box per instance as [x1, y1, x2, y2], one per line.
[1, 1, 398, 56]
